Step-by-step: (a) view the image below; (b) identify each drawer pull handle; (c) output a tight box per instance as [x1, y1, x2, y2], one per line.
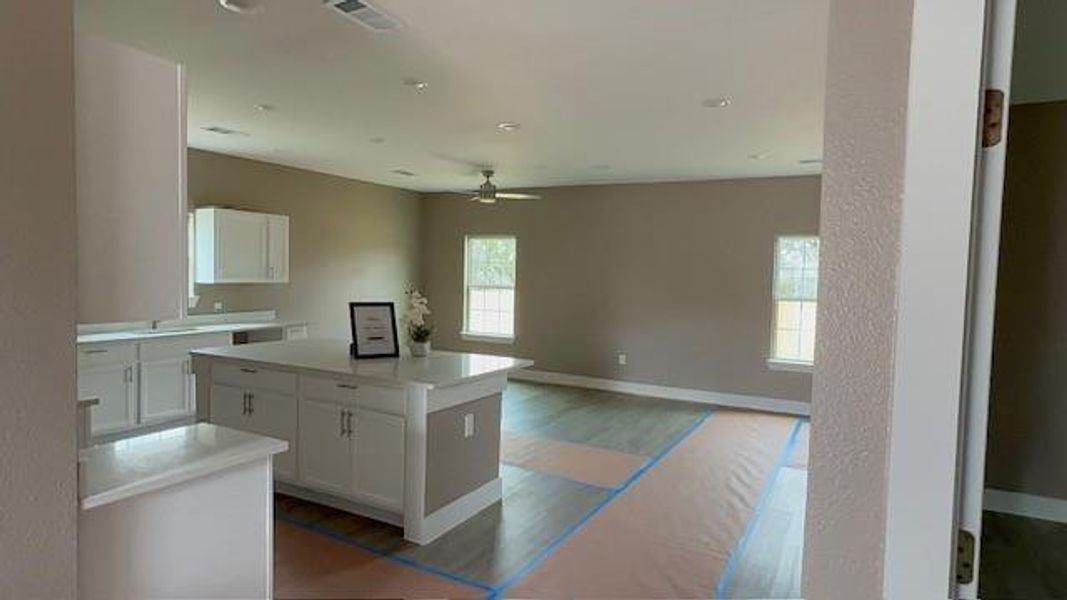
[84, 349, 108, 355]
[239, 367, 258, 374]
[339, 409, 347, 437]
[336, 383, 359, 390]
[346, 411, 354, 438]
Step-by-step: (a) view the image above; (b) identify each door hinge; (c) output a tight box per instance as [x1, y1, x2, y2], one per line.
[982, 89, 1005, 148]
[956, 528, 976, 584]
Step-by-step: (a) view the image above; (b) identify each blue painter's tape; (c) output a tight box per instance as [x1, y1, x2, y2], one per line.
[713, 417, 805, 599]
[488, 409, 717, 600]
[276, 513, 494, 593]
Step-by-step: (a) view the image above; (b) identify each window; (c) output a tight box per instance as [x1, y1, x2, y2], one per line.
[463, 236, 517, 340]
[770, 236, 819, 367]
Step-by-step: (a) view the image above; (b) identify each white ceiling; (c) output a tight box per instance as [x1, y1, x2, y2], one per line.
[76, 0, 828, 192]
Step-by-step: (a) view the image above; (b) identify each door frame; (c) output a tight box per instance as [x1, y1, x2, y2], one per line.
[954, 0, 1018, 597]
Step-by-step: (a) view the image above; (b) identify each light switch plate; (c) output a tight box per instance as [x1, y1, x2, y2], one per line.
[463, 413, 475, 438]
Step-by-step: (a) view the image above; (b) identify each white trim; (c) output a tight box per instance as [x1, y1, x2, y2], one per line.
[767, 358, 814, 373]
[410, 477, 503, 545]
[509, 368, 809, 416]
[882, 1, 988, 597]
[460, 332, 514, 345]
[984, 488, 1067, 524]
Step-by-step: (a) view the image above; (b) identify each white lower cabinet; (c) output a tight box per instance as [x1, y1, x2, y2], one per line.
[78, 362, 138, 435]
[352, 408, 406, 511]
[298, 397, 353, 496]
[139, 357, 189, 424]
[209, 382, 298, 481]
[295, 378, 406, 512]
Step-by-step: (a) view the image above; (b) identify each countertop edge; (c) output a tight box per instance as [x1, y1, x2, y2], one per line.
[80, 437, 288, 510]
[77, 321, 307, 345]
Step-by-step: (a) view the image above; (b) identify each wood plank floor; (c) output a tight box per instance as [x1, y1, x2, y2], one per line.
[275, 381, 808, 599]
[980, 510, 1067, 598]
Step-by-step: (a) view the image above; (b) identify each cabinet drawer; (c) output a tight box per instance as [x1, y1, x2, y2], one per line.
[358, 384, 406, 417]
[300, 375, 359, 405]
[78, 343, 136, 369]
[213, 362, 296, 394]
[139, 333, 231, 361]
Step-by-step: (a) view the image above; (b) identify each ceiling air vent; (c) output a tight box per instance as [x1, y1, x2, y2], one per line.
[324, 0, 402, 32]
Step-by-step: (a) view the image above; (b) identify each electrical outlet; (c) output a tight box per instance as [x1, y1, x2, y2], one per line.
[213, 301, 224, 313]
[618, 353, 627, 366]
[463, 413, 475, 438]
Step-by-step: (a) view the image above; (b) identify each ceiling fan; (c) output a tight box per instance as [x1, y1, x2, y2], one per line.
[467, 170, 540, 204]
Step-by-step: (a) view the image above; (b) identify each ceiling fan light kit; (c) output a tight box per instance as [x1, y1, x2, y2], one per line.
[468, 170, 541, 204]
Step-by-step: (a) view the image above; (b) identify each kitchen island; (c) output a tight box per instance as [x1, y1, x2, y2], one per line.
[191, 338, 533, 544]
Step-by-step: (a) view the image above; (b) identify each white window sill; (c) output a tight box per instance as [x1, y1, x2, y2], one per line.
[461, 332, 515, 345]
[768, 358, 814, 373]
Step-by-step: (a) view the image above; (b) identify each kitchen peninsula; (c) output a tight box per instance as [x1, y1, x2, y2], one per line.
[191, 338, 533, 544]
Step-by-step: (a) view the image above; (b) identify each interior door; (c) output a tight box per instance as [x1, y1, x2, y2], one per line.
[955, 0, 1017, 596]
[216, 209, 267, 282]
[351, 408, 406, 511]
[139, 356, 189, 423]
[298, 397, 351, 495]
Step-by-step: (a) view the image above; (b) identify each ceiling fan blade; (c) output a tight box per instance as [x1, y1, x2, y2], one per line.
[496, 192, 541, 200]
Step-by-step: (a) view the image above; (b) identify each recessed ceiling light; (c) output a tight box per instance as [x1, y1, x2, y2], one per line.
[748, 151, 771, 160]
[218, 0, 263, 15]
[253, 103, 275, 112]
[391, 169, 417, 177]
[402, 78, 429, 91]
[368, 137, 386, 144]
[497, 122, 521, 132]
[702, 97, 732, 108]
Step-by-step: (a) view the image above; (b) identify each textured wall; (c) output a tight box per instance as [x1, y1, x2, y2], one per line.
[986, 101, 1067, 500]
[187, 150, 421, 339]
[0, 1, 79, 597]
[420, 177, 820, 403]
[802, 0, 913, 597]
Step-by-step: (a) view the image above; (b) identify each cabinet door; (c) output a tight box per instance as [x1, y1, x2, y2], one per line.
[139, 356, 189, 423]
[209, 384, 250, 431]
[298, 398, 352, 495]
[352, 408, 406, 511]
[215, 210, 267, 282]
[266, 214, 289, 283]
[78, 363, 137, 435]
[248, 390, 298, 481]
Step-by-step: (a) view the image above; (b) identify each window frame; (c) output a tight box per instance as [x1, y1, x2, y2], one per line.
[768, 235, 819, 371]
[461, 234, 517, 343]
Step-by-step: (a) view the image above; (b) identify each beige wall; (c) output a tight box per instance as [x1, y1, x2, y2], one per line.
[420, 177, 819, 403]
[0, 1, 79, 597]
[188, 150, 420, 339]
[986, 100, 1067, 500]
[803, 0, 912, 597]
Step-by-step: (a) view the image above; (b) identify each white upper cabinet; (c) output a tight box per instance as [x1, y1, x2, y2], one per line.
[76, 35, 187, 324]
[195, 208, 289, 284]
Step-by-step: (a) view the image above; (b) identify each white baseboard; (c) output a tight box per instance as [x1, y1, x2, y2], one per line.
[984, 488, 1067, 524]
[509, 369, 809, 417]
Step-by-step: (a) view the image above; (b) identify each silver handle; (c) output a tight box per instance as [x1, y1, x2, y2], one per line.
[239, 367, 258, 374]
[346, 410, 354, 438]
[124, 366, 133, 383]
[241, 393, 248, 415]
[84, 349, 108, 355]
[339, 409, 347, 437]
[336, 383, 359, 390]
[247, 392, 254, 415]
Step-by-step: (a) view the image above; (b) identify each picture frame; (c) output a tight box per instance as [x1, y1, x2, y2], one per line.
[348, 302, 400, 359]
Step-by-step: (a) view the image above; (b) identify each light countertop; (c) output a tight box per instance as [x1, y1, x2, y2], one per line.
[77, 320, 306, 345]
[79, 423, 287, 510]
[191, 338, 534, 388]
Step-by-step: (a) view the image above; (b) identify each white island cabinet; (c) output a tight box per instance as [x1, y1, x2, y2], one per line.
[191, 338, 533, 544]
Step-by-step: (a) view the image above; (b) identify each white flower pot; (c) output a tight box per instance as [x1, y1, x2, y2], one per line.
[410, 341, 431, 357]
